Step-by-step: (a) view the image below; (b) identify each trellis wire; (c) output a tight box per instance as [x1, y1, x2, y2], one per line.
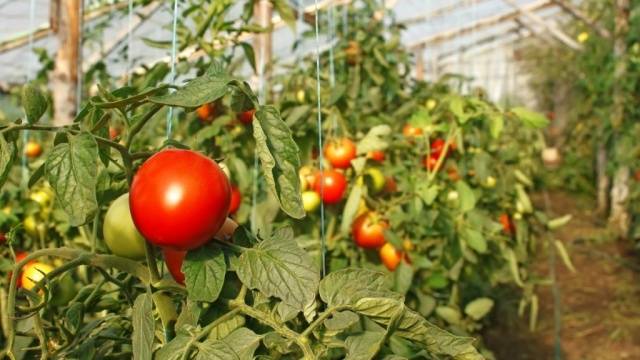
[166, 0, 179, 139]
[313, 0, 327, 278]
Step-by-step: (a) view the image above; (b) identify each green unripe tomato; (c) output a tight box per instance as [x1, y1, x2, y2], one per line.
[49, 272, 77, 306]
[302, 191, 321, 213]
[103, 193, 147, 259]
[483, 176, 497, 188]
[361, 168, 385, 194]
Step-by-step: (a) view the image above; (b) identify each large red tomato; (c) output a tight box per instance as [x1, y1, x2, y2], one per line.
[229, 186, 241, 215]
[324, 138, 357, 169]
[313, 170, 347, 205]
[130, 149, 231, 250]
[163, 248, 186, 285]
[352, 212, 388, 249]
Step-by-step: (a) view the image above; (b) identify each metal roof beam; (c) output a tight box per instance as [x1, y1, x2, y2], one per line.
[408, 0, 554, 49]
[502, 0, 582, 50]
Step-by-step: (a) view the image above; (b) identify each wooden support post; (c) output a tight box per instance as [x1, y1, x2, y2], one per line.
[50, 0, 81, 126]
[415, 46, 425, 81]
[609, 0, 631, 236]
[253, 0, 273, 86]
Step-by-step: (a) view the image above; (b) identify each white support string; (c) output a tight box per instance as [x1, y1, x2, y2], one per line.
[127, 0, 134, 86]
[313, 0, 327, 278]
[251, 1, 269, 235]
[21, 0, 37, 187]
[166, 0, 179, 139]
[76, 0, 84, 111]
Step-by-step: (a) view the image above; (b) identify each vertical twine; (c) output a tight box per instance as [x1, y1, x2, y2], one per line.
[166, 0, 179, 139]
[313, 0, 326, 278]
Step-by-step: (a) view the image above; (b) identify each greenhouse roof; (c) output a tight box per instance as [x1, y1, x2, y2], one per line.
[0, 0, 571, 87]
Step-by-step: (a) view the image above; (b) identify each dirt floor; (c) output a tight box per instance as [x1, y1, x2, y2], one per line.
[484, 191, 640, 360]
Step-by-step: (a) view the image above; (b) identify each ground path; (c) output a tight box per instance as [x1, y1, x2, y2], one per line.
[484, 191, 640, 360]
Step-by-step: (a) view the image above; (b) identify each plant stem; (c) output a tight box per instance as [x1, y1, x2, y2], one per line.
[301, 306, 347, 338]
[92, 85, 172, 109]
[234, 303, 315, 358]
[125, 104, 163, 149]
[179, 307, 243, 360]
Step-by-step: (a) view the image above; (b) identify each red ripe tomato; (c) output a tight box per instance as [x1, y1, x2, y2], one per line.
[384, 176, 397, 193]
[238, 109, 256, 125]
[130, 149, 231, 250]
[229, 186, 241, 215]
[634, 170, 640, 182]
[499, 213, 514, 235]
[424, 155, 438, 171]
[324, 138, 357, 169]
[352, 212, 388, 249]
[109, 127, 121, 140]
[430, 138, 446, 158]
[367, 150, 385, 163]
[402, 124, 423, 138]
[163, 248, 186, 285]
[0, 232, 5, 244]
[379, 243, 402, 271]
[313, 170, 347, 205]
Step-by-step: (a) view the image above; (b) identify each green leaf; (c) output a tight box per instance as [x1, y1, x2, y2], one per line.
[238, 42, 257, 73]
[197, 328, 261, 360]
[236, 228, 319, 311]
[0, 134, 17, 188]
[176, 300, 201, 331]
[463, 228, 487, 253]
[488, 113, 503, 139]
[253, 106, 304, 218]
[65, 303, 84, 333]
[183, 245, 226, 302]
[319, 268, 388, 307]
[435, 306, 462, 324]
[150, 62, 233, 107]
[455, 181, 476, 213]
[324, 310, 360, 331]
[21, 82, 48, 124]
[28, 163, 45, 188]
[511, 107, 550, 128]
[140, 37, 172, 49]
[340, 184, 363, 234]
[155, 334, 192, 360]
[393, 262, 414, 295]
[345, 331, 385, 360]
[45, 132, 98, 226]
[132, 294, 154, 360]
[356, 125, 391, 155]
[284, 105, 311, 127]
[208, 314, 245, 341]
[464, 298, 494, 321]
[449, 96, 466, 122]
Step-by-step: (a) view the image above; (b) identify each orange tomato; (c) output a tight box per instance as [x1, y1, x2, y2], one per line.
[379, 243, 402, 271]
[25, 141, 42, 158]
[324, 138, 357, 169]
